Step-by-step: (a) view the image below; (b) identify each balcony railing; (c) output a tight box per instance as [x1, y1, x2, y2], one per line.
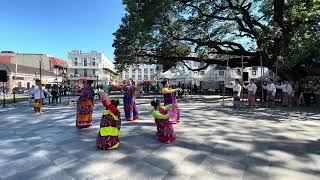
[68, 65, 100, 69]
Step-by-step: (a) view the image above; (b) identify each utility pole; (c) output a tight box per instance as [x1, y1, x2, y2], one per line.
[39, 56, 43, 113]
[2, 81, 5, 108]
[260, 54, 264, 103]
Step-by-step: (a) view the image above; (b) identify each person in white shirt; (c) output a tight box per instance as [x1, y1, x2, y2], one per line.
[243, 79, 257, 107]
[263, 79, 276, 108]
[31, 80, 42, 113]
[276, 79, 293, 107]
[226, 79, 242, 108]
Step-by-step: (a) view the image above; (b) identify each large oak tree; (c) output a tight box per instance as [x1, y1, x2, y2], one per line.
[113, 0, 320, 72]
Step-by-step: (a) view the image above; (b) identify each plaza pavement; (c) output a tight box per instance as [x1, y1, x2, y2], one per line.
[0, 95, 320, 180]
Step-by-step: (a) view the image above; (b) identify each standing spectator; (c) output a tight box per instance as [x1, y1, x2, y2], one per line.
[292, 81, 299, 105]
[313, 80, 320, 104]
[51, 85, 59, 105]
[29, 85, 34, 105]
[263, 79, 276, 108]
[311, 81, 318, 104]
[225, 79, 242, 108]
[59, 85, 63, 96]
[63, 85, 67, 96]
[298, 80, 306, 106]
[31, 80, 42, 113]
[243, 79, 257, 107]
[277, 79, 293, 107]
[304, 81, 313, 106]
[193, 83, 198, 94]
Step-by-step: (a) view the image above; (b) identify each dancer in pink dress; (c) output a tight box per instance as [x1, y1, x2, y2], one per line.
[151, 100, 176, 144]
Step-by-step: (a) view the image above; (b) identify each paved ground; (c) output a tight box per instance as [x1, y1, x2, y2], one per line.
[0, 95, 320, 180]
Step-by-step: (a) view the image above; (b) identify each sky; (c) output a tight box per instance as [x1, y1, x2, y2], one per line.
[0, 0, 125, 61]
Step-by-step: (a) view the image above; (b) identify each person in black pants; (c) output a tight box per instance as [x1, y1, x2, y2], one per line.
[304, 81, 313, 106]
[51, 85, 59, 105]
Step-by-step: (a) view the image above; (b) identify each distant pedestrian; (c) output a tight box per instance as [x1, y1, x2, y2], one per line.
[243, 79, 257, 107]
[31, 80, 42, 113]
[263, 79, 276, 108]
[226, 79, 242, 108]
[194, 83, 198, 94]
[276, 79, 293, 107]
[51, 85, 59, 105]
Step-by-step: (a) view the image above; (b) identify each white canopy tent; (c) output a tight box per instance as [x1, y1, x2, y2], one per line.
[158, 69, 193, 84]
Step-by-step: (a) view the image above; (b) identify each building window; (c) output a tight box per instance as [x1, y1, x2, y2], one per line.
[138, 75, 142, 80]
[150, 69, 154, 74]
[125, 75, 129, 79]
[132, 75, 135, 79]
[138, 69, 142, 74]
[92, 69, 96, 76]
[144, 68, 148, 74]
[74, 58, 78, 66]
[84, 69, 87, 77]
[74, 69, 78, 74]
[92, 58, 96, 66]
[219, 71, 224, 76]
[252, 70, 257, 76]
[84, 58, 87, 66]
[144, 75, 148, 80]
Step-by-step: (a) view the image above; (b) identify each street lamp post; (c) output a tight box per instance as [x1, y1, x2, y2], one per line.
[39, 56, 43, 113]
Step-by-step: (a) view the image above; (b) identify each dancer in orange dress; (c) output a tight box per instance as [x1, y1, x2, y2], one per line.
[76, 80, 95, 128]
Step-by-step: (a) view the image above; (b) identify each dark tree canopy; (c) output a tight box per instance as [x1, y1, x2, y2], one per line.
[113, 0, 320, 72]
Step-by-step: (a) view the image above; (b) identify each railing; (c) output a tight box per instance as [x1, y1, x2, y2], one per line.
[68, 65, 100, 69]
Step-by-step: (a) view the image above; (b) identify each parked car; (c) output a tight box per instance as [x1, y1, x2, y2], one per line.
[12, 87, 28, 94]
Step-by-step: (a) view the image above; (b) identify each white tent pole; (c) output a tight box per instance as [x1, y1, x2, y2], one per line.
[223, 59, 229, 105]
[260, 55, 264, 103]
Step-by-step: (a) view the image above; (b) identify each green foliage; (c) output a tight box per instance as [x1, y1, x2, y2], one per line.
[113, 0, 320, 73]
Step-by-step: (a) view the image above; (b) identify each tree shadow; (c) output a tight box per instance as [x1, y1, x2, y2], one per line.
[1, 97, 320, 179]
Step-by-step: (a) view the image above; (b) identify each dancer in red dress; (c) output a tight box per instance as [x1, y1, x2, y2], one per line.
[96, 92, 121, 150]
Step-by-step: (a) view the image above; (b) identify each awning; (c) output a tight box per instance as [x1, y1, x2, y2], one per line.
[48, 57, 68, 68]
[0, 55, 13, 64]
[79, 77, 90, 80]
[73, 82, 80, 87]
[143, 80, 155, 84]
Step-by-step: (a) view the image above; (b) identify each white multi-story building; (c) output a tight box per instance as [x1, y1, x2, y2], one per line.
[121, 64, 160, 82]
[204, 66, 269, 82]
[158, 61, 270, 89]
[67, 50, 115, 83]
[158, 61, 209, 85]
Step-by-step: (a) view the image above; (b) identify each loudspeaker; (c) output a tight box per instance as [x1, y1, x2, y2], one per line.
[0, 70, 8, 82]
[243, 72, 249, 81]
